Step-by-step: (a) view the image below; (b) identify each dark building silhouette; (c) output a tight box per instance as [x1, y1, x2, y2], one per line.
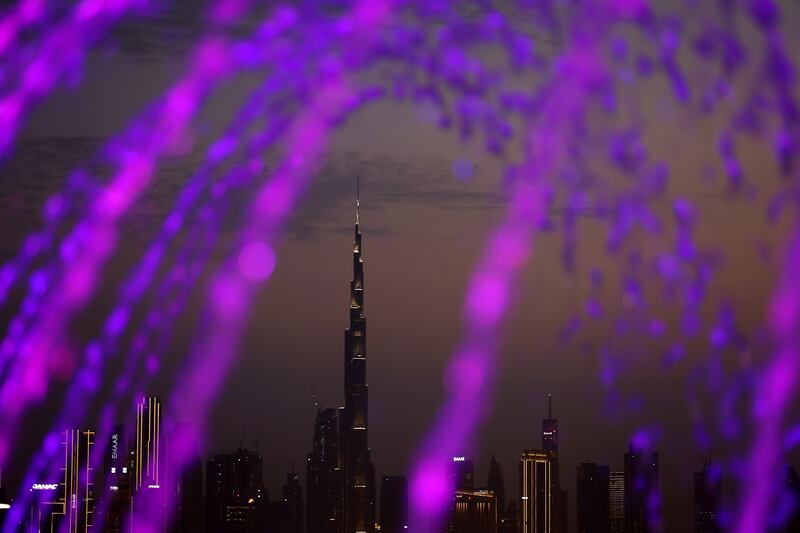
[452, 457, 475, 492]
[206, 448, 267, 533]
[576, 462, 610, 533]
[306, 408, 342, 532]
[379, 475, 407, 533]
[0, 468, 10, 527]
[542, 395, 567, 533]
[105, 425, 133, 533]
[693, 463, 721, 533]
[487, 455, 506, 518]
[24, 429, 95, 533]
[624, 442, 659, 533]
[448, 456, 475, 532]
[340, 191, 376, 532]
[609, 471, 624, 533]
[306, 192, 376, 533]
[268, 471, 303, 533]
[173, 456, 203, 533]
[500, 501, 518, 532]
[780, 466, 800, 533]
[453, 490, 498, 533]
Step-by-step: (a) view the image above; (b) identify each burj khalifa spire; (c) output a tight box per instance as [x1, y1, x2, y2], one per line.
[341, 178, 375, 532]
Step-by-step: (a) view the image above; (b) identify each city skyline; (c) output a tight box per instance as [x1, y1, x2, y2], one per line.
[1, 1, 800, 531]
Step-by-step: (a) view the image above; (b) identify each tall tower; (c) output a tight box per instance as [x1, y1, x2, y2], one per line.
[541, 395, 566, 533]
[341, 182, 376, 532]
[135, 396, 161, 490]
[306, 408, 342, 532]
[519, 450, 553, 533]
[623, 442, 659, 533]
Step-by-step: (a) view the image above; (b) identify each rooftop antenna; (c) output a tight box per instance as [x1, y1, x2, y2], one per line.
[356, 176, 360, 225]
[548, 393, 552, 419]
[312, 389, 319, 412]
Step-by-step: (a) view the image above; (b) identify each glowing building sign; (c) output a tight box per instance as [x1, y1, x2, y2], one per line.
[31, 483, 58, 491]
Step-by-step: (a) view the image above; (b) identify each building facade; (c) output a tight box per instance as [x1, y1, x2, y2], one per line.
[25, 429, 95, 533]
[576, 462, 610, 533]
[520, 450, 552, 533]
[453, 490, 498, 533]
[623, 443, 659, 533]
[306, 193, 376, 533]
[268, 471, 303, 533]
[379, 475, 407, 533]
[206, 448, 267, 533]
[340, 194, 376, 532]
[609, 471, 625, 533]
[306, 408, 342, 532]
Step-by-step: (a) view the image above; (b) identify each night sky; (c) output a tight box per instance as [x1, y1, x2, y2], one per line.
[2, 2, 800, 532]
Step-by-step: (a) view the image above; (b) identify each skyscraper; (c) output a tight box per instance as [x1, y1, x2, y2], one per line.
[206, 448, 267, 533]
[269, 471, 303, 533]
[541, 395, 566, 533]
[174, 456, 203, 533]
[784, 466, 800, 532]
[520, 450, 552, 533]
[487, 455, 506, 516]
[305, 191, 378, 533]
[609, 472, 625, 533]
[0, 468, 10, 526]
[693, 463, 721, 533]
[105, 425, 133, 533]
[64, 429, 96, 533]
[451, 457, 475, 492]
[306, 408, 342, 532]
[542, 395, 558, 456]
[576, 462, 610, 533]
[624, 442, 659, 533]
[379, 475, 408, 533]
[25, 429, 95, 533]
[340, 187, 376, 532]
[135, 396, 161, 491]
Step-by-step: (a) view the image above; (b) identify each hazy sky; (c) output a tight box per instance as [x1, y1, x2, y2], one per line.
[3, 2, 800, 531]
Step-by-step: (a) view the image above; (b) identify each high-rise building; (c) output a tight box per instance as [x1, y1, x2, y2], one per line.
[306, 408, 342, 532]
[105, 425, 133, 533]
[206, 448, 267, 533]
[542, 395, 558, 456]
[487, 455, 506, 516]
[453, 490, 498, 533]
[693, 463, 721, 533]
[451, 457, 475, 492]
[379, 475, 408, 533]
[609, 472, 624, 533]
[541, 396, 567, 533]
[268, 471, 303, 533]
[783, 466, 800, 532]
[520, 450, 552, 533]
[500, 501, 518, 533]
[576, 462, 610, 533]
[307, 189, 377, 533]
[135, 396, 162, 491]
[448, 456, 476, 532]
[0, 468, 10, 526]
[173, 456, 203, 533]
[340, 188, 376, 532]
[25, 429, 95, 533]
[624, 442, 659, 533]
